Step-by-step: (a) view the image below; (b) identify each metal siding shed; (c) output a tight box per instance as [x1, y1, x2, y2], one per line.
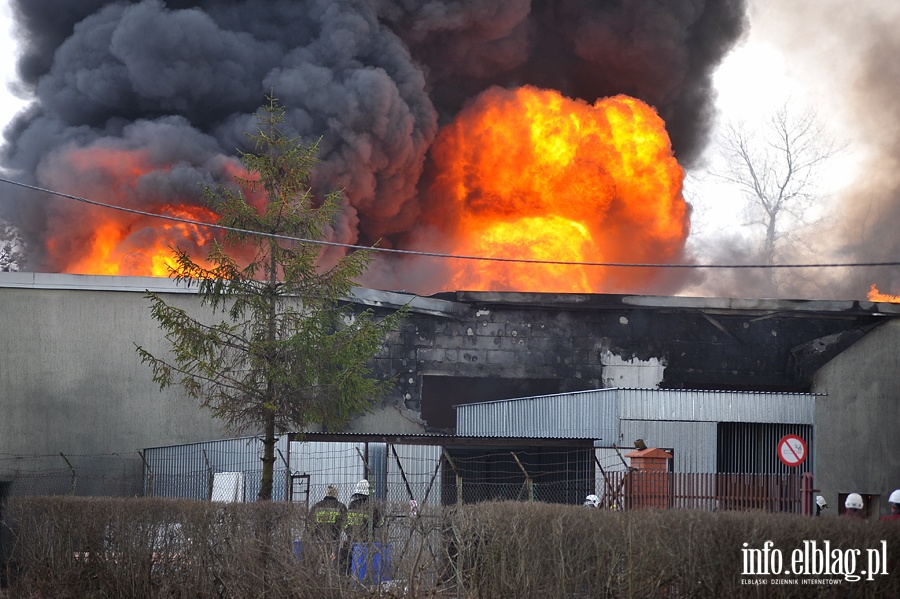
[389, 443, 444, 506]
[144, 435, 290, 501]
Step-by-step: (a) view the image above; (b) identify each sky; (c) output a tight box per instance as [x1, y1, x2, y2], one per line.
[0, 1, 895, 299]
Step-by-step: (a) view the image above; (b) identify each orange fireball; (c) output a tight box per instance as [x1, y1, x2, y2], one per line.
[425, 85, 688, 293]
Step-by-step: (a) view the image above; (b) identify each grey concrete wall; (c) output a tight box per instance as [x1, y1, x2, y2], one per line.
[0, 280, 231, 478]
[812, 319, 900, 518]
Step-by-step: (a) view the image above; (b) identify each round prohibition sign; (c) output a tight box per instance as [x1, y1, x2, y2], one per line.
[777, 434, 808, 467]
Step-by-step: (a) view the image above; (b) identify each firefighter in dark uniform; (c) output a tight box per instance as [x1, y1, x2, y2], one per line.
[341, 479, 383, 574]
[309, 485, 347, 560]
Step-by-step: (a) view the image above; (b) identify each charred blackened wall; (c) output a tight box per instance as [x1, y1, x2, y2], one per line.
[361, 292, 894, 432]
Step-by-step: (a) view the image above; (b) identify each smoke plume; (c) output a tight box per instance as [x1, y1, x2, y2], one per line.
[1, 0, 747, 294]
[710, 0, 900, 301]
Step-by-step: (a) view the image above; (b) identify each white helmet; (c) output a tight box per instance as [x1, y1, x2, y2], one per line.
[583, 494, 600, 508]
[354, 479, 370, 496]
[845, 493, 864, 510]
[815, 495, 828, 509]
[889, 489, 900, 505]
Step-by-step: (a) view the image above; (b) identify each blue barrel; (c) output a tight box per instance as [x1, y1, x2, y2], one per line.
[350, 542, 391, 584]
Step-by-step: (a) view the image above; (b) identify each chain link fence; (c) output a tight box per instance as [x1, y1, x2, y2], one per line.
[1, 442, 809, 513]
[0, 453, 144, 499]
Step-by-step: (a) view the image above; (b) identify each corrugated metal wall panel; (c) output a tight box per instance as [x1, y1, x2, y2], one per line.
[144, 436, 290, 501]
[288, 442, 444, 507]
[619, 420, 718, 473]
[457, 388, 814, 440]
[456, 389, 618, 440]
[289, 441, 366, 505]
[618, 389, 815, 424]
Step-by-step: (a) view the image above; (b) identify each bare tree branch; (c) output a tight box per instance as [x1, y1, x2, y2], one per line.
[714, 102, 842, 272]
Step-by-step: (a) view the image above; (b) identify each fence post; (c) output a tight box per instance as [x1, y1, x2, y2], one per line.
[59, 452, 76, 495]
[801, 472, 814, 516]
[138, 450, 153, 497]
[202, 449, 214, 500]
[511, 452, 534, 502]
[441, 450, 465, 596]
[442, 450, 462, 507]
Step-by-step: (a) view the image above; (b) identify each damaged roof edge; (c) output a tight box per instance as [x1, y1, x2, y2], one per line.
[0, 272, 471, 319]
[348, 287, 468, 318]
[452, 290, 900, 316]
[2, 273, 897, 318]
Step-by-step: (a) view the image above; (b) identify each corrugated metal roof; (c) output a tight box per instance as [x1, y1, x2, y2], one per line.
[0, 271, 194, 293]
[289, 432, 595, 446]
[0, 273, 463, 318]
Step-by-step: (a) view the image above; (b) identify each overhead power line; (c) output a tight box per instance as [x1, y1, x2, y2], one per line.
[1, 175, 898, 270]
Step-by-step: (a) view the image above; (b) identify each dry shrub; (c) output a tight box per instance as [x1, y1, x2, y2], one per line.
[445, 502, 900, 599]
[3, 497, 899, 598]
[3, 497, 340, 599]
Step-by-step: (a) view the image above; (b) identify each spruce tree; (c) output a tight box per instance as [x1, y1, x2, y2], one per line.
[136, 97, 401, 500]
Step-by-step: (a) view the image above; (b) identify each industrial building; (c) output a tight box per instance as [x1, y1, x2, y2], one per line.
[141, 387, 818, 512]
[1, 272, 899, 517]
[455, 388, 816, 475]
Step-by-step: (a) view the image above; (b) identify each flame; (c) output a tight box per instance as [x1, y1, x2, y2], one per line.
[867, 284, 900, 303]
[62, 204, 220, 277]
[426, 85, 688, 292]
[452, 215, 603, 292]
[44, 147, 220, 277]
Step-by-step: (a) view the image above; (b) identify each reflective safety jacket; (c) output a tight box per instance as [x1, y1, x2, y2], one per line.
[345, 494, 383, 537]
[309, 496, 347, 539]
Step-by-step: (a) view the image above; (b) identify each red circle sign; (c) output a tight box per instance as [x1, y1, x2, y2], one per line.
[777, 435, 808, 467]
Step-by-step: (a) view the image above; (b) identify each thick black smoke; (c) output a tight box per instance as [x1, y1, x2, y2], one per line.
[2, 0, 747, 292]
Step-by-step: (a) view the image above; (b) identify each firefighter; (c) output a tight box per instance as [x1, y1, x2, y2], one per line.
[881, 489, 900, 522]
[843, 493, 865, 519]
[583, 494, 600, 508]
[815, 495, 828, 516]
[345, 479, 383, 536]
[308, 485, 347, 560]
[341, 479, 383, 574]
